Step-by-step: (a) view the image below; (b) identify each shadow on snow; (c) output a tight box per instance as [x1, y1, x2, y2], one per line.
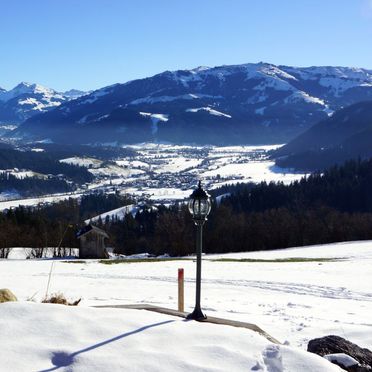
[38, 319, 175, 372]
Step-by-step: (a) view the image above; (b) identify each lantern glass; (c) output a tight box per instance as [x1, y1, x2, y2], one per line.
[188, 198, 211, 219]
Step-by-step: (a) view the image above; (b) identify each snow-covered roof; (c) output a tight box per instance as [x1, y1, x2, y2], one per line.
[76, 224, 109, 239]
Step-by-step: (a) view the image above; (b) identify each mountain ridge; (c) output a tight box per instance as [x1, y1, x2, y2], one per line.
[0, 83, 87, 123]
[10, 62, 372, 144]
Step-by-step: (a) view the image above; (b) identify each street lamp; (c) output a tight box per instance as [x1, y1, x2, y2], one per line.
[187, 180, 211, 320]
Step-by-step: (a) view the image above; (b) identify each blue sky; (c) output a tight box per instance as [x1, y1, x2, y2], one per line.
[1, 0, 372, 91]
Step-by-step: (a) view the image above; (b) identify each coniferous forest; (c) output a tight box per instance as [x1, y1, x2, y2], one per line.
[2, 158, 372, 257]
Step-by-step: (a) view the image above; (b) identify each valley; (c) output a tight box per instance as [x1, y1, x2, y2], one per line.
[0, 143, 306, 210]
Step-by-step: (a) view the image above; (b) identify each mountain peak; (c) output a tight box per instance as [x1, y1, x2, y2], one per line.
[62, 89, 88, 99]
[189, 66, 211, 73]
[8, 82, 56, 98]
[0, 82, 66, 122]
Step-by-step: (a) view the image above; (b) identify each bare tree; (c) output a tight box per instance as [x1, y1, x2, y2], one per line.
[0, 247, 12, 259]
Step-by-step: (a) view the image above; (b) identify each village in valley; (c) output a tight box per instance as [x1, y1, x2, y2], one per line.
[0, 143, 305, 211]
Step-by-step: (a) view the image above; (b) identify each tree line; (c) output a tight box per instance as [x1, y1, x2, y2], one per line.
[0, 148, 94, 184]
[0, 173, 72, 196]
[2, 158, 372, 257]
[0, 193, 131, 257]
[102, 158, 372, 255]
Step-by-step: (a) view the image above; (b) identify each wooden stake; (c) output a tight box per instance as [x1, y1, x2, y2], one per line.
[178, 268, 184, 312]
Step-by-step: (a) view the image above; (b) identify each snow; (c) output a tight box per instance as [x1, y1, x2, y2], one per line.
[323, 353, 359, 368]
[282, 66, 372, 95]
[84, 204, 138, 224]
[35, 138, 54, 144]
[0, 192, 83, 211]
[127, 187, 193, 201]
[191, 66, 210, 73]
[0, 82, 59, 102]
[284, 91, 325, 106]
[0, 302, 340, 372]
[31, 148, 45, 152]
[0, 169, 46, 180]
[139, 112, 169, 134]
[62, 89, 88, 99]
[254, 79, 290, 92]
[250, 63, 297, 91]
[0, 124, 18, 131]
[18, 97, 61, 111]
[154, 157, 203, 174]
[186, 107, 232, 118]
[283, 66, 372, 82]
[318, 77, 372, 96]
[130, 94, 222, 105]
[115, 159, 149, 168]
[243, 63, 298, 82]
[208, 144, 283, 153]
[0, 144, 300, 209]
[1, 239, 371, 357]
[88, 164, 145, 178]
[202, 161, 306, 184]
[78, 87, 112, 105]
[60, 157, 102, 168]
[0, 82, 66, 114]
[179, 63, 299, 87]
[140, 113, 169, 122]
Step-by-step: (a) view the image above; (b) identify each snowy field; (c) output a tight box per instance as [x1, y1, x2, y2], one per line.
[1, 240, 371, 367]
[0, 191, 84, 211]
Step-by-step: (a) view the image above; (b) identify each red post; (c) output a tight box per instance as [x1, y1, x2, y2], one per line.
[178, 268, 184, 312]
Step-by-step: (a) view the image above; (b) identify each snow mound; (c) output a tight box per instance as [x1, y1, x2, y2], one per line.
[323, 353, 359, 368]
[0, 302, 340, 371]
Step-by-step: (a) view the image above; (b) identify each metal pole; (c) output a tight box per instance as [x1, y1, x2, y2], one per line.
[187, 221, 206, 320]
[195, 223, 202, 313]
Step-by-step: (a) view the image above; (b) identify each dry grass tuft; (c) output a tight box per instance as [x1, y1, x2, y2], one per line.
[42, 293, 81, 306]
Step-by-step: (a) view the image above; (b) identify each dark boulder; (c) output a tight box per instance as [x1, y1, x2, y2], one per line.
[308, 335, 372, 371]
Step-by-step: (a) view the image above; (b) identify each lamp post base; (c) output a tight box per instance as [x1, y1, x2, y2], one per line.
[186, 308, 207, 321]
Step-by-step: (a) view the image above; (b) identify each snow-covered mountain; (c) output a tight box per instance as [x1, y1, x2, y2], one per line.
[0, 83, 87, 123]
[14, 63, 372, 144]
[62, 89, 90, 100]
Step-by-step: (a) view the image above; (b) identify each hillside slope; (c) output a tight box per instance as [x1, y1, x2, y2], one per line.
[274, 100, 372, 170]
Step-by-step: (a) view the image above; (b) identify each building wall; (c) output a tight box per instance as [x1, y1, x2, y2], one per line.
[79, 231, 108, 259]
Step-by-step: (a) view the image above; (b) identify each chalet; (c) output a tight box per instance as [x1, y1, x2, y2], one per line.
[76, 224, 109, 259]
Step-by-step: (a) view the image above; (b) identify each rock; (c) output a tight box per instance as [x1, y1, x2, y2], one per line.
[324, 353, 360, 370]
[0, 289, 17, 303]
[308, 335, 372, 371]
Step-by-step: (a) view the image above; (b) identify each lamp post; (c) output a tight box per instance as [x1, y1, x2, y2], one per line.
[187, 180, 211, 320]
